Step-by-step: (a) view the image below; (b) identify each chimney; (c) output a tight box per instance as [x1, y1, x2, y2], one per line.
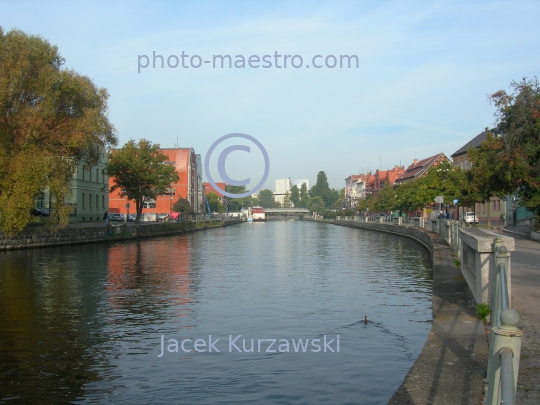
[413, 158, 418, 165]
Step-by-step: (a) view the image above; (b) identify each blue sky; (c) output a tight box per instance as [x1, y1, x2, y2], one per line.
[2, 1, 539, 190]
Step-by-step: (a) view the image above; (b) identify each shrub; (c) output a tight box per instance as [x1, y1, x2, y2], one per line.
[476, 303, 491, 322]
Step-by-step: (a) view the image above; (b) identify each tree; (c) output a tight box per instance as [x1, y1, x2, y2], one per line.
[106, 139, 179, 223]
[283, 191, 291, 208]
[308, 196, 325, 213]
[466, 133, 510, 226]
[310, 171, 332, 207]
[299, 183, 309, 208]
[290, 185, 300, 207]
[0, 27, 117, 235]
[491, 77, 540, 221]
[374, 182, 397, 213]
[173, 197, 193, 215]
[205, 192, 224, 213]
[226, 185, 252, 210]
[331, 188, 345, 210]
[258, 189, 274, 208]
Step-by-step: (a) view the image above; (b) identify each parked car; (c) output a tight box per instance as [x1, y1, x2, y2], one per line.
[127, 214, 136, 222]
[31, 207, 50, 216]
[157, 213, 169, 221]
[460, 212, 479, 224]
[109, 213, 123, 221]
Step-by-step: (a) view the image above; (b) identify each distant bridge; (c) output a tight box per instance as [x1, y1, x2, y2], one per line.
[264, 208, 309, 214]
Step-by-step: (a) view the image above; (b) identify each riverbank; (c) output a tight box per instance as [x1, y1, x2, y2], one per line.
[0, 219, 243, 251]
[305, 218, 488, 405]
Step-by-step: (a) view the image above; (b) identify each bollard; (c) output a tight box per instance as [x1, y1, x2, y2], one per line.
[486, 308, 522, 405]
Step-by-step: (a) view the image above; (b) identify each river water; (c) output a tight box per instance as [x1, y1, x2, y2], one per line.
[0, 221, 432, 404]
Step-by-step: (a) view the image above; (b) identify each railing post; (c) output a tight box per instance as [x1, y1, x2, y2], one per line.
[486, 308, 522, 405]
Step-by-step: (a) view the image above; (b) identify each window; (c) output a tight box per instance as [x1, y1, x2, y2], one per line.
[82, 165, 85, 180]
[82, 193, 85, 208]
[96, 169, 99, 183]
[36, 192, 46, 207]
[90, 194, 92, 209]
[102, 195, 105, 209]
[96, 195, 99, 209]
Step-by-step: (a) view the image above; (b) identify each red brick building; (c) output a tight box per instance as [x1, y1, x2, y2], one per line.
[109, 148, 204, 216]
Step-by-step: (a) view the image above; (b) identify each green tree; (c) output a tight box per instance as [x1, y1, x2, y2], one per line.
[310, 171, 332, 207]
[252, 197, 260, 206]
[226, 185, 252, 210]
[374, 182, 397, 212]
[206, 192, 224, 213]
[491, 77, 540, 222]
[173, 197, 193, 215]
[467, 133, 509, 226]
[299, 183, 309, 208]
[258, 189, 274, 208]
[290, 185, 300, 207]
[106, 139, 179, 223]
[0, 27, 117, 235]
[331, 188, 345, 210]
[308, 196, 325, 213]
[283, 191, 291, 208]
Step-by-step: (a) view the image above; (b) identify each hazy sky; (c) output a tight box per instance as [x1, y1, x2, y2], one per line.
[2, 1, 539, 190]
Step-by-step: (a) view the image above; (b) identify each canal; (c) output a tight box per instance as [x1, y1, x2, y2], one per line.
[0, 221, 432, 404]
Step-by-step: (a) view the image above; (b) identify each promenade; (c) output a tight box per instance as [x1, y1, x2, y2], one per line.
[499, 230, 540, 405]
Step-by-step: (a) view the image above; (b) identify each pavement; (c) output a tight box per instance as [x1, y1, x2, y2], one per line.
[482, 226, 540, 405]
[503, 233, 540, 405]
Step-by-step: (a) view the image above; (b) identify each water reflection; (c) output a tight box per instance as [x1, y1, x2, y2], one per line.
[0, 222, 432, 404]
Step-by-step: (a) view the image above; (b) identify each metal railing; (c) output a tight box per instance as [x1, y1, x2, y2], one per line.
[486, 239, 523, 405]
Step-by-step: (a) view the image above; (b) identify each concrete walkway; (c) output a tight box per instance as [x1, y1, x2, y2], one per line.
[504, 234, 540, 405]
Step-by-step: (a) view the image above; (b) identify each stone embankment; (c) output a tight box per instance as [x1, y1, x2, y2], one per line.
[0, 219, 242, 251]
[305, 218, 488, 405]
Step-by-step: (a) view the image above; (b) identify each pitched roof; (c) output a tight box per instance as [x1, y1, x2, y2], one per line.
[396, 153, 448, 183]
[451, 127, 501, 158]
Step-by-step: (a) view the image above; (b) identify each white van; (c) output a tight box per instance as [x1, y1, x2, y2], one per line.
[460, 212, 478, 224]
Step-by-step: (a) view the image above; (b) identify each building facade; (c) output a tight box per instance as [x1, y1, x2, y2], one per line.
[451, 128, 506, 222]
[108, 147, 202, 216]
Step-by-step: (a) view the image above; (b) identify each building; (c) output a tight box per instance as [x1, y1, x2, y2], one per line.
[350, 175, 367, 207]
[204, 182, 227, 202]
[395, 153, 449, 185]
[273, 178, 309, 205]
[108, 147, 202, 216]
[345, 175, 362, 208]
[451, 128, 506, 222]
[35, 144, 109, 222]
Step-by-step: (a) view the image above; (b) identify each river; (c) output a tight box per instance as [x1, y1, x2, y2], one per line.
[0, 221, 432, 404]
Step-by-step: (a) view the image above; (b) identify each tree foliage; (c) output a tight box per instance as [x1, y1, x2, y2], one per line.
[258, 189, 274, 208]
[173, 197, 193, 215]
[299, 183, 309, 207]
[290, 185, 300, 207]
[491, 77, 540, 219]
[225, 185, 252, 210]
[105, 139, 179, 223]
[205, 192, 224, 213]
[0, 27, 117, 235]
[308, 196, 325, 213]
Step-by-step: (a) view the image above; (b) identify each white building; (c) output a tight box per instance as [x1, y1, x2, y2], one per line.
[273, 178, 309, 205]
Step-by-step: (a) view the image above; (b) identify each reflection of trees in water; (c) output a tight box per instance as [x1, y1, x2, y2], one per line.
[106, 235, 194, 324]
[0, 245, 110, 403]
